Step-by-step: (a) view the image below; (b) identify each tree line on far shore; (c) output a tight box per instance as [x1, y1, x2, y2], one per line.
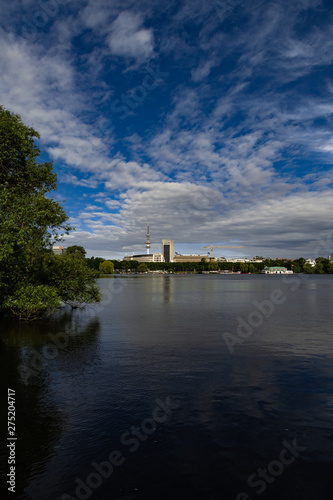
[88, 256, 333, 274]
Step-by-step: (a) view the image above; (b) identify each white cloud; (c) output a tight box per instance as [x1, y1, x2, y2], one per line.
[63, 179, 333, 258]
[102, 159, 166, 190]
[107, 11, 154, 63]
[2, 0, 333, 259]
[0, 29, 112, 172]
[60, 174, 99, 188]
[191, 56, 220, 82]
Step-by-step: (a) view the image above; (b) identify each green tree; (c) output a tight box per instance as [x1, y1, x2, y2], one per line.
[296, 258, 306, 272]
[314, 262, 324, 274]
[303, 263, 314, 274]
[326, 262, 333, 274]
[137, 263, 148, 272]
[199, 258, 208, 272]
[208, 262, 218, 271]
[50, 253, 101, 307]
[0, 106, 101, 318]
[65, 245, 86, 257]
[121, 261, 131, 270]
[86, 256, 105, 270]
[239, 263, 249, 273]
[291, 262, 300, 273]
[99, 260, 114, 274]
[316, 258, 330, 273]
[129, 260, 139, 270]
[248, 264, 255, 274]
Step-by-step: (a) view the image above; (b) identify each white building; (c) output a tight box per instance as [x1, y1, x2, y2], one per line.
[123, 253, 165, 263]
[223, 258, 263, 263]
[261, 266, 293, 274]
[173, 254, 209, 263]
[52, 246, 65, 255]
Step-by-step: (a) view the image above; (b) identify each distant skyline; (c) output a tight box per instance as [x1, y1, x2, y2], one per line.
[1, 0, 333, 259]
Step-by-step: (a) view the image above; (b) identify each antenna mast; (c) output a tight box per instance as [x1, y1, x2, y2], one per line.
[145, 223, 151, 254]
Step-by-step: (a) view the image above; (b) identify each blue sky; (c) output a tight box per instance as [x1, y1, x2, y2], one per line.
[1, 0, 333, 259]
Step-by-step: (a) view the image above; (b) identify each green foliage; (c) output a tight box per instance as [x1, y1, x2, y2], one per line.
[208, 262, 218, 271]
[137, 263, 148, 272]
[49, 253, 101, 307]
[99, 260, 114, 274]
[128, 260, 139, 270]
[239, 263, 249, 273]
[0, 106, 101, 318]
[65, 245, 86, 257]
[3, 284, 61, 321]
[86, 256, 105, 270]
[303, 263, 314, 274]
[295, 258, 306, 272]
[291, 262, 300, 273]
[0, 107, 71, 263]
[0, 107, 56, 191]
[92, 257, 333, 275]
[121, 261, 131, 270]
[326, 262, 333, 274]
[315, 258, 332, 273]
[314, 262, 324, 274]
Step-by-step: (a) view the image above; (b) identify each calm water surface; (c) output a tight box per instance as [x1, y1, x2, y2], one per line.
[1, 274, 333, 500]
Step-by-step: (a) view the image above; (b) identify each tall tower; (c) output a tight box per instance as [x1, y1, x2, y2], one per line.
[145, 223, 151, 254]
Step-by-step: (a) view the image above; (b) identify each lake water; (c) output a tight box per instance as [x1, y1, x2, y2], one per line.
[1, 274, 333, 500]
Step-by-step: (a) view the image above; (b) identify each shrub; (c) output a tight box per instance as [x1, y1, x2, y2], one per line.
[4, 284, 61, 321]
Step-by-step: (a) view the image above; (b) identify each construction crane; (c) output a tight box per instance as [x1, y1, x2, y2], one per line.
[203, 244, 244, 261]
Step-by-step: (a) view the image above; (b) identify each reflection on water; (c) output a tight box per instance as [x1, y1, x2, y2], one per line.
[0, 310, 100, 499]
[1, 275, 333, 500]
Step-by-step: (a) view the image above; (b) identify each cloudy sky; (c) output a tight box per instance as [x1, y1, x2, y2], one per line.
[1, 0, 333, 259]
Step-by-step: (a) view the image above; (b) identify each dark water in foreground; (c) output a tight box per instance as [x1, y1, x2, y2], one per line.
[1, 274, 333, 500]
